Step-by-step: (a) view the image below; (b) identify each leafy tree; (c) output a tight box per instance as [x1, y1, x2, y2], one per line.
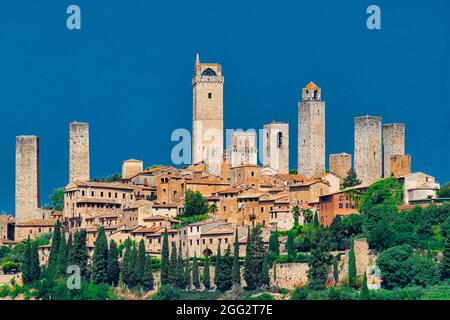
[93, 173, 122, 182]
[92, 227, 109, 284]
[142, 258, 155, 291]
[360, 272, 369, 300]
[303, 209, 313, 224]
[441, 234, 450, 279]
[292, 205, 300, 224]
[135, 239, 146, 286]
[202, 252, 211, 290]
[56, 231, 67, 276]
[287, 232, 296, 260]
[192, 254, 200, 289]
[232, 230, 241, 285]
[107, 240, 120, 286]
[341, 168, 362, 189]
[208, 204, 218, 214]
[261, 254, 270, 287]
[49, 187, 65, 211]
[243, 226, 266, 290]
[160, 229, 170, 285]
[48, 220, 62, 272]
[184, 190, 208, 216]
[330, 215, 347, 251]
[437, 182, 450, 198]
[307, 227, 331, 290]
[348, 239, 357, 288]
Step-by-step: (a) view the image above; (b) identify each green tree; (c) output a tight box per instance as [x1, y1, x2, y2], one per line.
[307, 227, 331, 290]
[22, 237, 33, 284]
[341, 168, 362, 189]
[30, 241, 41, 283]
[232, 230, 241, 285]
[202, 252, 211, 290]
[303, 209, 313, 224]
[107, 240, 120, 286]
[214, 243, 222, 287]
[168, 242, 178, 286]
[437, 182, 450, 198]
[243, 226, 266, 290]
[441, 234, 450, 279]
[128, 245, 138, 287]
[135, 239, 146, 286]
[160, 229, 170, 285]
[56, 231, 67, 276]
[313, 212, 320, 227]
[292, 205, 300, 224]
[287, 232, 296, 260]
[66, 232, 74, 266]
[216, 244, 233, 292]
[184, 255, 191, 289]
[333, 257, 339, 284]
[268, 232, 280, 256]
[73, 229, 88, 278]
[261, 254, 270, 287]
[192, 254, 200, 289]
[175, 241, 185, 288]
[121, 241, 132, 286]
[360, 272, 369, 300]
[48, 220, 62, 272]
[330, 215, 347, 251]
[92, 227, 109, 284]
[184, 190, 208, 216]
[348, 239, 357, 288]
[48, 187, 65, 211]
[142, 259, 155, 291]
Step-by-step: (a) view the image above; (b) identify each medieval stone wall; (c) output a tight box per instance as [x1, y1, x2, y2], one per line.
[329, 153, 352, 178]
[383, 123, 405, 177]
[69, 122, 90, 182]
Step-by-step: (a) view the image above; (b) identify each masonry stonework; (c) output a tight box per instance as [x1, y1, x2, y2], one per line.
[263, 122, 289, 174]
[382, 123, 405, 178]
[390, 154, 411, 177]
[298, 82, 325, 177]
[122, 159, 143, 180]
[230, 130, 257, 167]
[69, 122, 90, 182]
[329, 153, 352, 178]
[354, 116, 382, 184]
[15, 136, 40, 223]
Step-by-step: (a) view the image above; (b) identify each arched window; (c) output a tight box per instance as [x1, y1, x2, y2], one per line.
[314, 90, 318, 99]
[201, 68, 216, 76]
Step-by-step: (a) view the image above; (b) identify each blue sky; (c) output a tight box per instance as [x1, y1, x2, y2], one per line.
[0, 0, 449, 213]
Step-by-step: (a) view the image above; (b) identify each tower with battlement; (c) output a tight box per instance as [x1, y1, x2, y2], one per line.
[354, 116, 382, 184]
[298, 82, 325, 177]
[263, 122, 289, 174]
[383, 123, 405, 177]
[192, 54, 224, 176]
[69, 122, 90, 182]
[15, 136, 40, 223]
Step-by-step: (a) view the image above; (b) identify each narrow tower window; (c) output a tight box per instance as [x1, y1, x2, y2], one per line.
[208, 92, 212, 99]
[277, 132, 283, 148]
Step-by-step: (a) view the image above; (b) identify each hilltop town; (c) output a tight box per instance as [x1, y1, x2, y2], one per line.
[1, 55, 449, 300]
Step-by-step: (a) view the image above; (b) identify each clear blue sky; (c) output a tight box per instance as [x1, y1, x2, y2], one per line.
[0, 0, 449, 213]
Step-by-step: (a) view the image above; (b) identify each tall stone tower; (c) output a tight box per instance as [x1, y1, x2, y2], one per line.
[354, 116, 382, 184]
[15, 136, 40, 223]
[382, 123, 405, 177]
[263, 122, 289, 174]
[122, 159, 143, 180]
[298, 82, 325, 177]
[192, 54, 224, 176]
[329, 153, 352, 179]
[69, 122, 90, 182]
[230, 130, 257, 167]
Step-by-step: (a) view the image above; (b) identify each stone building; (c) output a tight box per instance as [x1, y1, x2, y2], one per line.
[383, 123, 405, 177]
[69, 122, 90, 182]
[329, 153, 352, 179]
[298, 82, 325, 177]
[15, 135, 40, 223]
[230, 130, 257, 167]
[229, 164, 261, 188]
[122, 159, 143, 180]
[0, 215, 15, 244]
[262, 121, 289, 174]
[354, 116, 382, 184]
[192, 54, 224, 176]
[15, 219, 57, 242]
[390, 154, 411, 177]
[397, 172, 440, 204]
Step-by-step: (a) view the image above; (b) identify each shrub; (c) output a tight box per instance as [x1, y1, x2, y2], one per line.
[291, 286, 309, 300]
[243, 293, 275, 300]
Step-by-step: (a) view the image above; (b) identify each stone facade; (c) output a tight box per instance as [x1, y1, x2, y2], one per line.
[15, 136, 40, 223]
[230, 130, 257, 167]
[262, 122, 289, 174]
[298, 82, 325, 177]
[122, 159, 143, 180]
[390, 154, 411, 177]
[192, 54, 224, 177]
[354, 116, 382, 184]
[383, 123, 405, 177]
[69, 122, 90, 182]
[329, 153, 352, 179]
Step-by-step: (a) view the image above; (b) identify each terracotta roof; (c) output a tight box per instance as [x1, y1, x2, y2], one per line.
[142, 215, 171, 221]
[290, 179, 328, 188]
[275, 173, 307, 181]
[16, 219, 57, 227]
[131, 226, 161, 234]
[67, 181, 135, 190]
[319, 184, 370, 197]
[202, 228, 234, 236]
[305, 81, 320, 90]
[187, 177, 228, 185]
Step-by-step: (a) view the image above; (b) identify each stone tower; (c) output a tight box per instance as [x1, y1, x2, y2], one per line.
[329, 153, 352, 179]
[354, 116, 382, 184]
[192, 54, 224, 176]
[69, 122, 90, 182]
[263, 122, 289, 174]
[230, 130, 257, 167]
[298, 81, 325, 177]
[122, 159, 143, 180]
[382, 123, 405, 177]
[390, 154, 411, 177]
[15, 136, 40, 223]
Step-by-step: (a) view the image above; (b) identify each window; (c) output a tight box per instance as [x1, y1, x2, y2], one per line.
[251, 172, 255, 177]
[277, 132, 283, 148]
[100, 192, 104, 197]
[208, 92, 212, 99]
[209, 239, 213, 244]
[339, 203, 343, 208]
[91, 191, 95, 197]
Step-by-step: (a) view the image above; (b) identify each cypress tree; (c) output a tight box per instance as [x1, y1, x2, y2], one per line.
[243, 226, 266, 290]
[216, 244, 233, 292]
[107, 240, 120, 286]
[184, 254, 191, 289]
[30, 241, 41, 282]
[142, 258, 154, 291]
[307, 227, 331, 290]
[168, 242, 178, 286]
[214, 243, 222, 287]
[232, 230, 241, 285]
[128, 244, 138, 287]
[441, 234, 450, 279]
[175, 241, 185, 288]
[22, 237, 32, 284]
[261, 254, 270, 287]
[73, 229, 88, 278]
[268, 232, 280, 256]
[48, 220, 61, 271]
[135, 239, 146, 286]
[313, 212, 320, 227]
[360, 272, 370, 300]
[92, 227, 109, 284]
[287, 232, 296, 260]
[333, 257, 339, 285]
[121, 240, 132, 286]
[56, 231, 67, 276]
[348, 239, 357, 288]
[66, 232, 74, 266]
[192, 253, 200, 289]
[160, 229, 170, 285]
[202, 251, 211, 290]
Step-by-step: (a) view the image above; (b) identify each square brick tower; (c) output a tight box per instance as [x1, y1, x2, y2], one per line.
[192, 54, 224, 177]
[382, 123, 405, 177]
[263, 122, 289, 174]
[15, 136, 40, 223]
[354, 116, 382, 184]
[298, 82, 325, 177]
[69, 122, 90, 182]
[329, 153, 352, 179]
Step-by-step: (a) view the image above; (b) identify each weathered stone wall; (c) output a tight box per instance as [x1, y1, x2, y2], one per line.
[122, 159, 143, 180]
[15, 136, 40, 223]
[298, 84, 325, 177]
[383, 123, 405, 178]
[390, 154, 411, 177]
[69, 122, 90, 182]
[262, 122, 289, 174]
[354, 116, 382, 184]
[230, 130, 257, 167]
[270, 262, 309, 288]
[329, 153, 352, 178]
